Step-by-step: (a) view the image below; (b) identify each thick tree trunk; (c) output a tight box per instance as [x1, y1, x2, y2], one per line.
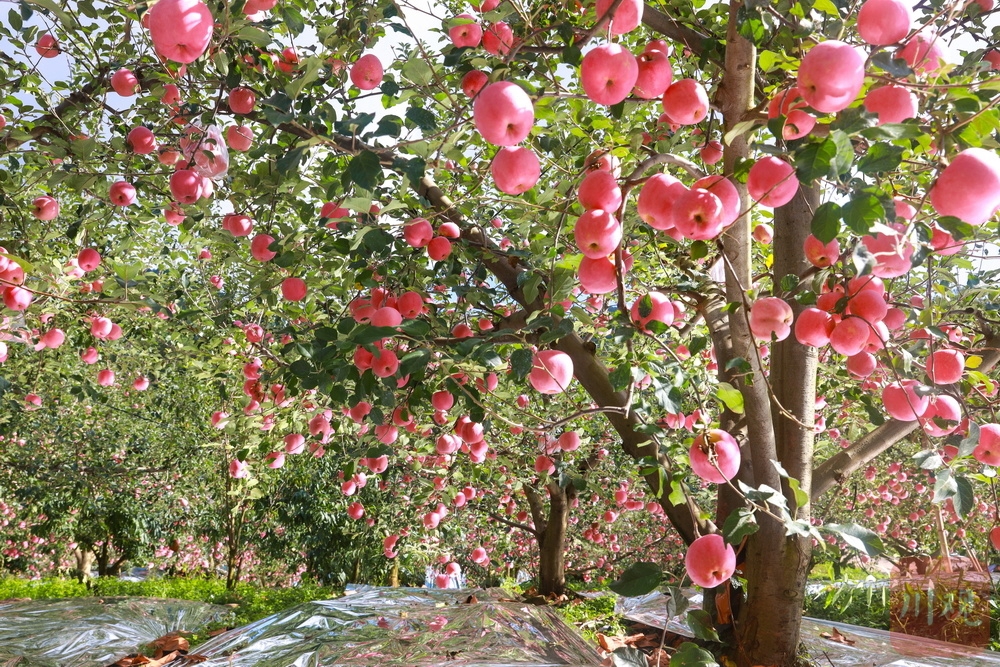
[389, 560, 400, 587]
[74, 546, 95, 584]
[536, 483, 569, 596]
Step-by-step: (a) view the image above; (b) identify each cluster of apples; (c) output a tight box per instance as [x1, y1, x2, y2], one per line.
[403, 217, 462, 261]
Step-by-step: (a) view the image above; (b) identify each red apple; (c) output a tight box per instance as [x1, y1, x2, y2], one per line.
[920, 395, 962, 437]
[595, 0, 643, 35]
[111, 68, 140, 96]
[862, 226, 914, 279]
[578, 169, 622, 212]
[529, 349, 574, 394]
[991, 525, 1000, 550]
[35, 33, 59, 58]
[670, 188, 726, 240]
[449, 14, 482, 48]
[926, 349, 964, 385]
[127, 126, 157, 154]
[661, 79, 709, 125]
[749, 297, 794, 341]
[39, 328, 65, 349]
[633, 48, 672, 99]
[798, 40, 865, 114]
[97, 369, 116, 387]
[690, 429, 741, 483]
[350, 53, 384, 90]
[3, 286, 31, 310]
[578, 255, 619, 294]
[782, 109, 817, 140]
[930, 148, 1000, 225]
[226, 125, 253, 152]
[161, 84, 181, 105]
[32, 196, 59, 221]
[148, 0, 214, 64]
[404, 218, 434, 247]
[847, 352, 877, 378]
[692, 175, 740, 226]
[473, 81, 534, 146]
[747, 157, 799, 208]
[491, 146, 541, 194]
[898, 32, 947, 74]
[461, 70, 488, 98]
[975, 424, 1000, 466]
[250, 233, 276, 261]
[276, 47, 298, 74]
[77, 248, 101, 272]
[864, 85, 917, 125]
[829, 316, 870, 356]
[169, 169, 205, 204]
[229, 87, 256, 114]
[482, 22, 513, 55]
[882, 379, 930, 421]
[222, 214, 253, 237]
[281, 276, 307, 301]
[574, 209, 622, 258]
[637, 173, 686, 230]
[700, 140, 723, 165]
[803, 234, 840, 267]
[857, 0, 913, 46]
[795, 307, 835, 347]
[427, 236, 452, 261]
[580, 44, 639, 106]
[685, 534, 736, 588]
[753, 223, 773, 244]
[109, 181, 137, 206]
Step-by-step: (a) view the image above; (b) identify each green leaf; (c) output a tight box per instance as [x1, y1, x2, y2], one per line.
[842, 194, 884, 235]
[610, 647, 647, 667]
[670, 642, 720, 667]
[871, 52, 912, 77]
[609, 364, 632, 391]
[957, 422, 980, 458]
[857, 142, 905, 174]
[825, 523, 884, 556]
[279, 4, 306, 34]
[722, 506, 759, 544]
[346, 150, 383, 191]
[687, 609, 721, 642]
[933, 468, 958, 504]
[26, 0, 73, 27]
[509, 348, 533, 380]
[277, 146, 307, 175]
[349, 325, 398, 345]
[668, 476, 686, 506]
[285, 56, 323, 99]
[399, 348, 430, 377]
[936, 216, 976, 241]
[401, 58, 433, 85]
[954, 476, 975, 518]
[609, 561, 662, 597]
[829, 130, 855, 175]
[715, 382, 744, 414]
[522, 274, 542, 304]
[237, 25, 272, 47]
[795, 138, 836, 182]
[405, 107, 437, 131]
[810, 202, 841, 244]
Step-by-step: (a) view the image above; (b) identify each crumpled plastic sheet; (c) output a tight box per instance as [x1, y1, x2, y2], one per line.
[0, 596, 232, 667]
[615, 589, 1000, 667]
[181, 586, 604, 667]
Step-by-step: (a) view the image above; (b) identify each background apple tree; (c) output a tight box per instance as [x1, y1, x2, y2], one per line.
[4, 0, 1000, 664]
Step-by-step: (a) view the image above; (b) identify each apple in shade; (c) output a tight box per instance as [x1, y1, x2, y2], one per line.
[473, 81, 534, 146]
[250, 234, 277, 261]
[882, 379, 930, 421]
[863, 85, 917, 125]
[898, 32, 946, 74]
[128, 126, 157, 154]
[975, 424, 1000, 466]
[685, 534, 737, 588]
[747, 156, 799, 208]
[35, 33, 59, 58]
[243, 0, 278, 14]
[404, 218, 434, 247]
[578, 256, 618, 294]
[161, 84, 181, 105]
[857, 0, 912, 46]
[661, 79, 709, 125]
[580, 44, 638, 106]
[986, 50, 1000, 70]
[226, 125, 253, 151]
[170, 169, 205, 203]
[482, 22, 513, 55]
[351, 54, 384, 90]
[749, 297, 794, 341]
[920, 395, 961, 437]
[77, 248, 101, 272]
[991, 526, 1000, 551]
[753, 224, 773, 244]
[276, 47, 299, 74]
[109, 181, 137, 206]
[0, 115, 5, 130]
[634, 46, 672, 99]
[782, 109, 816, 140]
[449, 14, 482, 48]
[574, 210, 622, 258]
[930, 148, 1000, 225]
[689, 429, 742, 484]
[461, 70, 488, 98]
[491, 146, 540, 195]
[926, 349, 964, 385]
[529, 349, 574, 394]
[797, 41, 865, 113]
[111, 69, 140, 96]
[281, 277, 307, 301]
[637, 172, 686, 230]
[630, 292, 676, 332]
[846, 352, 877, 378]
[578, 169, 622, 212]
[700, 140, 723, 165]
[229, 87, 256, 114]
[595, 0, 643, 35]
[147, 0, 214, 64]
[803, 235, 840, 267]
[670, 188, 726, 240]
[32, 196, 59, 220]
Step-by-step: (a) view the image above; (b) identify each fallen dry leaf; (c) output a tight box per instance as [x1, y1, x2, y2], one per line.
[144, 650, 179, 667]
[151, 634, 189, 653]
[597, 633, 626, 652]
[184, 655, 208, 664]
[819, 627, 855, 645]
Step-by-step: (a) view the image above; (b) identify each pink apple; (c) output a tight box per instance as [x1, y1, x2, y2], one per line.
[753, 223, 773, 244]
[692, 175, 740, 227]
[170, 169, 205, 204]
[127, 126, 157, 154]
[882, 379, 930, 421]
[847, 352, 877, 378]
[804, 235, 840, 267]
[690, 429, 741, 483]
[862, 226, 913, 279]
[749, 297, 794, 341]
[864, 85, 917, 125]
[920, 395, 961, 437]
[223, 214, 253, 237]
[404, 218, 434, 247]
[471, 546, 489, 564]
[558, 431, 581, 451]
[148, 0, 214, 64]
[578, 255, 618, 294]
[491, 146, 540, 194]
[81, 347, 99, 364]
[397, 291, 423, 318]
[111, 68, 140, 96]
[250, 234, 276, 261]
[975, 424, 1000, 466]
[110, 181, 137, 206]
[427, 236, 452, 261]
[574, 209, 622, 258]
[432, 390, 455, 411]
[350, 53, 383, 90]
[133, 376, 150, 391]
[281, 277, 307, 301]
[473, 82, 534, 146]
[846, 290, 887, 325]
[991, 526, 1000, 550]
[685, 534, 736, 588]
[439, 222, 461, 238]
[39, 328, 65, 349]
[898, 32, 947, 74]
[661, 79, 709, 125]
[161, 84, 181, 105]
[32, 196, 59, 221]
[985, 50, 1000, 70]
[371, 307, 402, 327]
[529, 349, 574, 394]
[461, 70, 489, 98]
[829, 316, 870, 356]
[226, 125, 253, 151]
[930, 148, 1000, 225]
[449, 14, 482, 48]
[637, 173, 686, 230]
[630, 292, 675, 331]
[782, 109, 817, 140]
[670, 188, 726, 240]
[798, 40, 865, 113]
[78, 248, 101, 272]
[320, 201, 349, 219]
[595, 0, 643, 35]
[35, 33, 59, 58]
[3, 286, 31, 311]
[795, 307, 835, 347]
[633, 48, 672, 99]
[229, 87, 256, 114]
[926, 349, 964, 385]
[857, 0, 912, 46]
[581, 44, 639, 106]
[768, 87, 808, 118]
[578, 169, 622, 212]
[482, 22, 513, 55]
[97, 369, 116, 387]
[371, 349, 399, 377]
[747, 157, 799, 208]
[700, 140, 724, 165]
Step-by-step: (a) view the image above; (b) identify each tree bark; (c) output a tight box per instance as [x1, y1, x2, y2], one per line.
[535, 482, 569, 596]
